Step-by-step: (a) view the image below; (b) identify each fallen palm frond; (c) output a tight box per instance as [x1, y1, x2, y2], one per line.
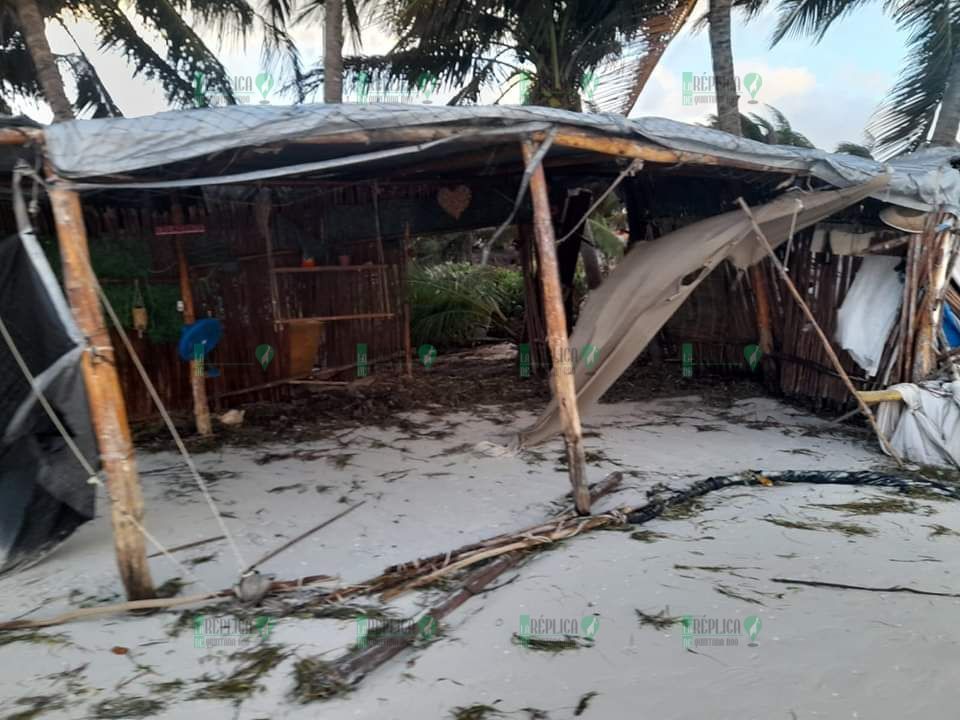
[2, 470, 957, 633]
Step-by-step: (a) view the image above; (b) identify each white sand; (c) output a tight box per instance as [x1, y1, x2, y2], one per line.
[1, 396, 958, 719]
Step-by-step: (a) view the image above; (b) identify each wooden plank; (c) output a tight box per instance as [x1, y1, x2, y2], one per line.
[280, 313, 395, 323]
[857, 389, 904, 403]
[271, 264, 390, 273]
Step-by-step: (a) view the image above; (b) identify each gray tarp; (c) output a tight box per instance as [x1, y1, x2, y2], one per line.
[40, 104, 960, 213]
[519, 179, 887, 447]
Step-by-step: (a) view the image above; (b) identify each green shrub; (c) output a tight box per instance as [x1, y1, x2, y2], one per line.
[407, 263, 524, 348]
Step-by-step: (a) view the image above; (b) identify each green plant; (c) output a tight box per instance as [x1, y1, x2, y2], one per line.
[407, 263, 524, 348]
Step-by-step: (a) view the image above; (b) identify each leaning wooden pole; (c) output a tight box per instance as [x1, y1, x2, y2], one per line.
[521, 139, 592, 514]
[736, 198, 905, 468]
[48, 181, 155, 600]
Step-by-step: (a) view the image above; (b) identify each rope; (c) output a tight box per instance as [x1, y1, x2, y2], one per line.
[479, 127, 558, 265]
[90, 275, 249, 573]
[555, 159, 643, 245]
[0, 315, 214, 593]
[14, 165, 248, 575]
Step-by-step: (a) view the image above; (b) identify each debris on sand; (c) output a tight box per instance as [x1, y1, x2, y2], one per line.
[193, 646, 288, 703]
[762, 516, 876, 537]
[635, 608, 680, 630]
[290, 657, 350, 703]
[91, 696, 166, 719]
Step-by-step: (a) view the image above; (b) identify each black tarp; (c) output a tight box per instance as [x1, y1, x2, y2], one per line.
[0, 232, 96, 573]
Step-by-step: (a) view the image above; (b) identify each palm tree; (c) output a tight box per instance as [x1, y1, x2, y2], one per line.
[2, 0, 301, 121]
[708, 0, 741, 135]
[297, 0, 365, 103]
[771, 0, 960, 156]
[301, 0, 691, 111]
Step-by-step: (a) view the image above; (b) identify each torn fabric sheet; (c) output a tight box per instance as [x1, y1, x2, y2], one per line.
[875, 382, 960, 469]
[519, 179, 887, 448]
[835, 255, 903, 377]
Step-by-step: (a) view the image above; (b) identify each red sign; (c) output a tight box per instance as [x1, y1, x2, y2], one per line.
[154, 224, 206, 236]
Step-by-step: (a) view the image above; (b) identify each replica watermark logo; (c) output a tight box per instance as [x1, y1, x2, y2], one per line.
[194, 71, 274, 107]
[418, 343, 438, 368]
[680, 342, 763, 377]
[681, 72, 762, 106]
[350, 71, 440, 104]
[520, 343, 601, 377]
[357, 343, 369, 377]
[194, 614, 275, 648]
[516, 614, 599, 646]
[355, 615, 438, 648]
[255, 343, 275, 370]
[680, 614, 762, 649]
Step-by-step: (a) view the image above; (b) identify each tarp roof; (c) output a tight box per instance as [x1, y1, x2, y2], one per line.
[26, 104, 960, 213]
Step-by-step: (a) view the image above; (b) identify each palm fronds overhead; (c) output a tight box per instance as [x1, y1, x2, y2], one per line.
[834, 141, 874, 158]
[2, 0, 302, 117]
[307, 0, 693, 111]
[586, 0, 699, 115]
[772, 0, 960, 157]
[705, 104, 815, 147]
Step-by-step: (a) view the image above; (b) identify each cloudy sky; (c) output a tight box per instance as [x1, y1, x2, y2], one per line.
[20, 1, 907, 151]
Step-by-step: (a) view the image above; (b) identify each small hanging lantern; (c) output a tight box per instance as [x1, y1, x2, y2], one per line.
[132, 279, 148, 339]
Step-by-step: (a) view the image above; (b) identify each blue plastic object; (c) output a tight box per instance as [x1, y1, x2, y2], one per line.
[944, 305, 960, 350]
[177, 318, 223, 361]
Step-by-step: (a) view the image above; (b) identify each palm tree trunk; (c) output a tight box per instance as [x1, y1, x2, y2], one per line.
[323, 0, 344, 104]
[708, 0, 740, 137]
[13, 0, 74, 121]
[931, 44, 960, 146]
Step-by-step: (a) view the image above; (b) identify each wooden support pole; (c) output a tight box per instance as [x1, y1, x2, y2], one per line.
[749, 262, 775, 380]
[48, 184, 155, 600]
[913, 225, 955, 379]
[521, 140, 592, 515]
[175, 238, 212, 435]
[737, 198, 905, 468]
[172, 203, 212, 437]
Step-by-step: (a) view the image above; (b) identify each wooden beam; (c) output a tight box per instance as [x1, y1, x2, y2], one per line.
[545, 130, 792, 174]
[857, 389, 904, 404]
[0, 127, 42, 145]
[737, 197, 905, 468]
[172, 203, 212, 437]
[48, 183, 155, 600]
[521, 139, 592, 515]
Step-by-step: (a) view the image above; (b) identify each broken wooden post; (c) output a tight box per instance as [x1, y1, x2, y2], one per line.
[913, 223, 955, 379]
[521, 139, 592, 515]
[736, 197, 905, 468]
[172, 202, 213, 436]
[48, 182, 155, 600]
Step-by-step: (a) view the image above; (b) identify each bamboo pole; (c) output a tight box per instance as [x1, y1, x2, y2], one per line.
[521, 139, 592, 515]
[48, 183, 155, 600]
[172, 202, 212, 437]
[737, 198, 905, 468]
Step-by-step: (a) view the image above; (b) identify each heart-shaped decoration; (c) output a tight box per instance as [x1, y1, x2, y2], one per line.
[437, 185, 472, 219]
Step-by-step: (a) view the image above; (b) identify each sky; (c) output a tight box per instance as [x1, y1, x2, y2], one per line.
[16, 1, 909, 152]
